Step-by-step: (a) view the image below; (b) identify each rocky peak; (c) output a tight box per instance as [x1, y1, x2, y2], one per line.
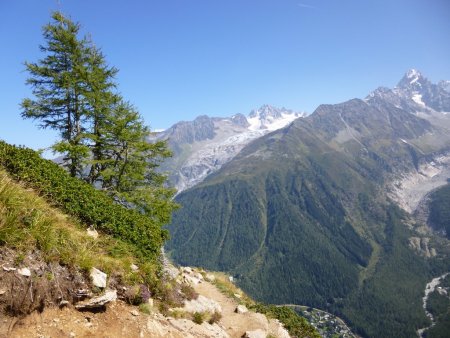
[366, 69, 450, 112]
[248, 104, 286, 119]
[397, 68, 429, 90]
[439, 80, 450, 93]
[162, 115, 216, 144]
[230, 113, 250, 128]
[247, 105, 303, 131]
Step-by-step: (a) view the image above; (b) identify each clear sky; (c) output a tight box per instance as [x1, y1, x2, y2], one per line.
[1, 0, 449, 151]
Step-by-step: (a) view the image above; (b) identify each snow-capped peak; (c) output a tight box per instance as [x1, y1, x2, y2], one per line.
[406, 69, 422, 84]
[247, 105, 304, 132]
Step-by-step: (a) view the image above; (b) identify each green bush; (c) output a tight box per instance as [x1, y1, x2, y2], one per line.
[0, 141, 167, 261]
[192, 311, 205, 324]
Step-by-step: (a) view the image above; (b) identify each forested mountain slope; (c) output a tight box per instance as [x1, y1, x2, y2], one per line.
[166, 71, 450, 337]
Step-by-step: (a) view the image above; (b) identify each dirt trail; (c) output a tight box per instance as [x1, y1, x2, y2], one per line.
[1, 274, 283, 338]
[194, 280, 270, 338]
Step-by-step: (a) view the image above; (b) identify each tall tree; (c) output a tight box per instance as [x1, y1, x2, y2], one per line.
[21, 11, 89, 176]
[22, 11, 178, 227]
[97, 101, 178, 224]
[82, 45, 119, 185]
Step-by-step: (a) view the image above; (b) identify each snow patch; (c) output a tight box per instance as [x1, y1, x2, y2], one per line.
[412, 93, 425, 106]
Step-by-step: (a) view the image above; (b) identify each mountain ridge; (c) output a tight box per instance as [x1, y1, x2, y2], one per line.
[154, 104, 306, 192]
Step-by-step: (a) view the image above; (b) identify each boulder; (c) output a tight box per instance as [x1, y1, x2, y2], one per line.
[235, 304, 248, 314]
[90, 267, 107, 288]
[75, 289, 117, 310]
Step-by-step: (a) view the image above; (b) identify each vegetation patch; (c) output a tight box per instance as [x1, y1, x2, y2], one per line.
[0, 141, 165, 262]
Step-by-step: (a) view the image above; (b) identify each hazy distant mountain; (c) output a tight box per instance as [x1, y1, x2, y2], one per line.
[166, 70, 450, 337]
[154, 105, 305, 192]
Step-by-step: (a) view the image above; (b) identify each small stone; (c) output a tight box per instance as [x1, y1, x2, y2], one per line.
[235, 304, 248, 314]
[59, 300, 70, 308]
[86, 227, 98, 239]
[130, 264, 139, 272]
[53, 318, 60, 323]
[131, 309, 140, 316]
[147, 298, 154, 307]
[244, 329, 267, 338]
[0, 289, 6, 295]
[90, 267, 107, 288]
[2, 266, 16, 272]
[18, 267, 31, 277]
[205, 274, 216, 282]
[69, 332, 76, 338]
[234, 293, 242, 299]
[182, 267, 193, 274]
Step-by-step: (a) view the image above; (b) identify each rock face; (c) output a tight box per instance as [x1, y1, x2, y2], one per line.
[154, 105, 305, 192]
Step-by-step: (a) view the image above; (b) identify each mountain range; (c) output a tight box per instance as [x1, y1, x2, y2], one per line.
[153, 105, 305, 192]
[163, 70, 450, 337]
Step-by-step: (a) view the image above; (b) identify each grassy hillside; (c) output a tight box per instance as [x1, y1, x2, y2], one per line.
[0, 141, 166, 261]
[0, 168, 143, 279]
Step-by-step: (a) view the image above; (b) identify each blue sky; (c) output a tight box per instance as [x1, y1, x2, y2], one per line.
[1, 0, 449, 151]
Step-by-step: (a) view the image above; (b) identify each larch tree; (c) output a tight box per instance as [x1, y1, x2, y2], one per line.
[21, 11, 178, 227]
[21, 11, 89, 176]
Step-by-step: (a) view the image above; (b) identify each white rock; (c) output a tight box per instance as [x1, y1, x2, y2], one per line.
[130, 264, 139, 272]
[2, 266, 16, 272]
[0, 289, 6, 295]
[86, 227, 99, 239]
[182, 295, 222, 314]
[183, 275, 202, 285]
[182, 266, 193, 274]
[131, 309, 140, 316]
[269, 319, 291, 338]
[147, 298, 154, 307]
[75, 289, 117, 310]
[235, 304, 248, 314]
[18, 267, 31, 277]
[244, 329, 267, 338]
[90, 267, 107, 288]
[205, 274, 216, 282]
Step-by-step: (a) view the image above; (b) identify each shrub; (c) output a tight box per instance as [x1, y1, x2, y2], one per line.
[181, 283, 199, 301]
[192, 311, 205, 324]
[208, 311, 222, 324]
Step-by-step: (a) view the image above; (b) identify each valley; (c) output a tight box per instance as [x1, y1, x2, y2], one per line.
[165, 70, 450, 337]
